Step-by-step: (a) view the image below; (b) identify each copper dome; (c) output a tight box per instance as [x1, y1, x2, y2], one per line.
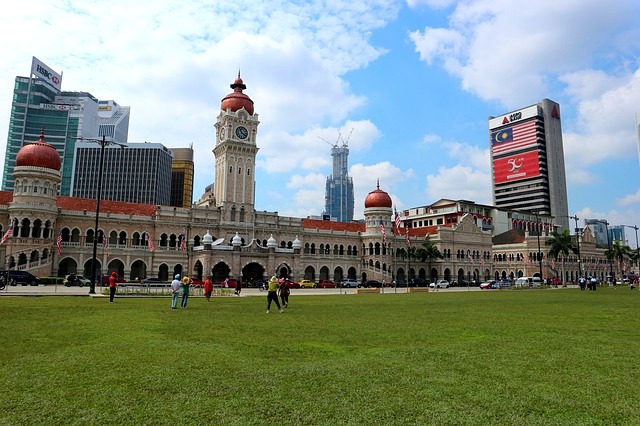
[220, 72, 254, 115]
[364, 181, 392, 208]
[15, 130, 61, 171]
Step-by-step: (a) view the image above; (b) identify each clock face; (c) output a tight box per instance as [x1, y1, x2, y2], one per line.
[235, 126, 248, 139]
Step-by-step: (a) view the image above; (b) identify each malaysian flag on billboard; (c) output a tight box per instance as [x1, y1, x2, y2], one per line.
[491, 120, 538, 154]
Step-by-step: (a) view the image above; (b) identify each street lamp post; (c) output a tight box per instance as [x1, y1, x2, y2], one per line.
[602, 220, 614, 284]
[75, 135, 126, 294]
[623, 224, 639, 274]
[533, 212, 544, 280]
[567, 215, 582, 280]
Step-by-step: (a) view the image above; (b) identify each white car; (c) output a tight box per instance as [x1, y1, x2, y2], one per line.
[430, 280, 450, 289]
[341, 279, 359, 288]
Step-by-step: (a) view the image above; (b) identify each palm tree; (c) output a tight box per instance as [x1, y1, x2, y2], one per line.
[546, 229, 578, 287]
[418, 238, 443, 282]
[605, 240, 633, 279]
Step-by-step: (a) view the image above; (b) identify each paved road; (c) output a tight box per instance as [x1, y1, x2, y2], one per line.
[0, 284, 490, 297]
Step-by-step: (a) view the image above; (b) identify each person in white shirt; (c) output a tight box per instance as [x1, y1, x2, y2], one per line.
[171, 274, 182, 309]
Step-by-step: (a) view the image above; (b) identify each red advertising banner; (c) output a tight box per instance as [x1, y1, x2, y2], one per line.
[493, 150, 540, 184]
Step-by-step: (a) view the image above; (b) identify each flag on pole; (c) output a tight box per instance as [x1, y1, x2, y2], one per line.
[103, 235, 110, 257]
[406, 231, 411, 247]
[380, 220, 386, 244]
[394, 208, 402, 234]
[0, 223, 14, 245]
[145, 233, 155, 252]
[468, 253, 474, 263]
[179, 234, 186, 252]
[56, 230, 62, 255]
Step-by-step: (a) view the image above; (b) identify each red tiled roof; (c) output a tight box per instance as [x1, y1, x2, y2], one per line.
[0, 191, 13, 205]
[57, 196, 158, 216]
[303, 218, 365, 233]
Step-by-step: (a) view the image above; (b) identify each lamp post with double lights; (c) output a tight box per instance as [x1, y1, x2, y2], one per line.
[601, 220, 614, 284]
[566, 215, 582, 280]
[533, 212, 544, 280]
[75, 135, 126, 294]
[623, 224, 639, 275]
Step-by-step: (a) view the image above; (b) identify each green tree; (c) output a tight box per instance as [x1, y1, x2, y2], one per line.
[546, 229, 578, 286]
[419, 238, 443, 281]
[605, 240, 633, 279]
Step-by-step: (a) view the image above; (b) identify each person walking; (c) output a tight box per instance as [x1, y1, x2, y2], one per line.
[278, 279, 290, 308]
[171, 274, 181, 309]
[108, 271, 118, 303]
[235, 277, 242, 296]
[204, 276, 213, 302]
[181, 276, 191, 309]
[266, 276, 283, 314]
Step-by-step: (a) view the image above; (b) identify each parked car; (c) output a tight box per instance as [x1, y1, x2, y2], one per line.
[430, 280, 450, 289]
[409, 278, 430, 287]
[298, 279, 315, 288]
[479, 280, 496, 289]
[101, 275, 126, 285]
[341, 279, 360, 288]
[221, 278, 244, 288]
[190, 277, 204, 288]
[317, 280, 336, 288]
[142, 277, 167, 287]
[392, 279, 407, 287]
[279, 279, 299, 289]
[63, 275, 91, 287]
[363, 280, 383, 288]
[4, 270, 40, 286]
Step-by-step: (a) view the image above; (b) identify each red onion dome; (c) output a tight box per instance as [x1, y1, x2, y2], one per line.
[220, 72, 254, 115]
[364, 181, 392, 208]
[15, 130, 61, 171]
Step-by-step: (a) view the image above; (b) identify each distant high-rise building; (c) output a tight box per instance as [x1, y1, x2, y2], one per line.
[635, 113, 640, 170]
[169, 147, 194, 208]
[489, 99, 569, 230]
[2, 57, 129, 196]
[323, 140, 354, 222]
[98, 100, 130, 144]
[71, 142, 173, 206]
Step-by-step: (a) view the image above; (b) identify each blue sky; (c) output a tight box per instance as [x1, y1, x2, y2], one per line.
[1, 0, 640, 242]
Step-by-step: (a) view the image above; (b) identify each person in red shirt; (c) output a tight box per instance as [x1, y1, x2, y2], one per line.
[108, 271, 118, 303]
[204, 276, 213, 302]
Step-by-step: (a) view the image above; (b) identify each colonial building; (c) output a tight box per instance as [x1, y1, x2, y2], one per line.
[0, 74, 612, 286]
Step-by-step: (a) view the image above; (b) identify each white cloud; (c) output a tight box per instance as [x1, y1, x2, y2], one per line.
[409, 0, 639, 109]
[426, 165, 492, 204]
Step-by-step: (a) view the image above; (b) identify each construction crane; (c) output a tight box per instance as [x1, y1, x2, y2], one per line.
[317, 128, 353, 149]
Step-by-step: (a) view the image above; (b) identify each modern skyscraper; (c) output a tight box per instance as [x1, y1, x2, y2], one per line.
[489, 99, 569, 230]
[323, 138, 354, 222]
[2, 57, 129, 196]
[71, 142, 173, 205]
[98, 100, 130, 144]
[169, 147, 194, 208]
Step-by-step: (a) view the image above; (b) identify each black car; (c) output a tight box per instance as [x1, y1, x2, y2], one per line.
[142, 277, 167, 287]
[409, 278, 430, 287]
[1, 270, 40, 286]
[363, 280, 383, 288]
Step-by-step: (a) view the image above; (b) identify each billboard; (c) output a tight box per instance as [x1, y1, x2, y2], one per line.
[493, 150, 541, 184]
[491, 119, 538, 155]
[489, 105, 538, 130]
[31, 56, 62, 91]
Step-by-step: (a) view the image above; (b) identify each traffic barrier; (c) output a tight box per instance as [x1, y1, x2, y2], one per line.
[407, 287, 429, 293]
[355, 288, 380, 294]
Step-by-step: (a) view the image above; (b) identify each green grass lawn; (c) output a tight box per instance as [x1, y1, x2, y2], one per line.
[1, 289, 639, 425]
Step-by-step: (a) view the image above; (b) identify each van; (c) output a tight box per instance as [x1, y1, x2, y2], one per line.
[515, 276, 542, 288]
[1, 270, 40, 286]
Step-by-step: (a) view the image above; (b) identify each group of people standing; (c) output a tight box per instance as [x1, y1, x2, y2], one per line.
[266, 276, 290, 313]
[171, 274, 192, 309]
[168, 274, 292, 312]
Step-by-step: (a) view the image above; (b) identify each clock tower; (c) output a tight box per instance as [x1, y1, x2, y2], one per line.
[213, 73, 260, 222]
